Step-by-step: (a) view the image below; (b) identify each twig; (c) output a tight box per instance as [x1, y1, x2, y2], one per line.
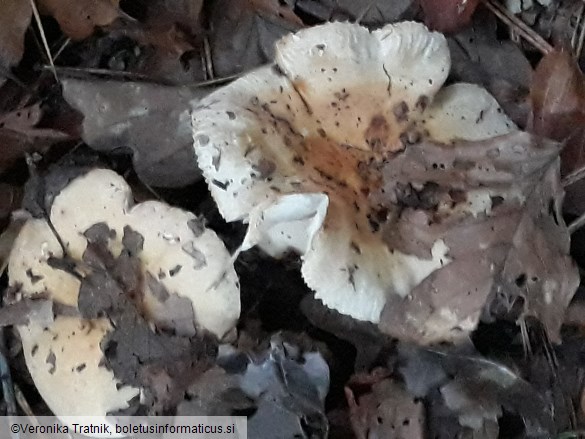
[29, 0, 58, 82]
[14, 384, 34, 418]
[52, 37, 71, 63]
[569, 211, 585, 233]
[571, 2, 585, 59]
[203, 36, 215, 81]
[0, 329, 20, 439]
[189, 72, 243, 88]
[562, 165, 585, 188]
[355, 0, 378, 24]
[0, 329, 17, 417]
[480, 0, 553, 54]
[40, 65, 175, 85]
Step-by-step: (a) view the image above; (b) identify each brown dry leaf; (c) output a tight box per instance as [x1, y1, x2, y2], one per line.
[37, 0, 121, 40]
[528, 49, 585, 175]
[0, 0, 31, 82]
[527, 49, 585, 214]
[375, 131, 578, 344]
[420, 0, 479, 33]
[61, 78, 207, 187]
[0, 103, 71, 173]
[208, 0, 304, 77]
[529, 50, 585, 140]
[138, 0, 204, 36]
[346, 377, 425, 439]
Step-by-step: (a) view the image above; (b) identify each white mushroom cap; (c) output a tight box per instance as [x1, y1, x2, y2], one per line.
[49, 169, 240, 337]
[8, 168, 240, 422]
[9, 219, 138, 429]
[20, 317, 139, 419]
[192, 22, 515, 325]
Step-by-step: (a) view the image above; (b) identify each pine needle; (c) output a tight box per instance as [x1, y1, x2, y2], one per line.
[29, 0, 58, 82]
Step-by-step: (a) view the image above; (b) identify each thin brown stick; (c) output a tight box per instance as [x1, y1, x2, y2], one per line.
[480, 0, 553, 54]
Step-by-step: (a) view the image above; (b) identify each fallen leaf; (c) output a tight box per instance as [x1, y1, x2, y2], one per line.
[294, 0, 417, 25]
[376, 132, 578, 344]
[399, 345, 556, 436]
[37, 0, 121, 40]
[0, 104, 71, 173]
[528, 49, 585, 175]
[0, 0, 31, 83]
[208, 0, 303, 77]
[61, 78, 206, 187]
[0, 184, 23, 219]
[420, 0, 479, 33]
[141, 0, 204, 36]
[346, 375, 425, 439]
[52, 224, 217, 414]
[448, 10, 533, 126]
[178, 334, 331, 438]
[529, 49, 584, 137]
[0, 298, 53, 327]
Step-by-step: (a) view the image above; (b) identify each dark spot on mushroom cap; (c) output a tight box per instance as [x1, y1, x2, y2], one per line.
[169, 265, 182, 277]
[226, 111, 236, 120]
[252, 159, 277, 179]
[181, 242, 207, 269]
[31, 344, 38, 356]
[187, 217, 206, 238]
[212, 179, 230, 190]
[364, 115, 390, 152]
[415, 95, 429, 112]
[393, 101, 409, 122]
[26, 269, 43, 284]
[46, 350, 56, 374]
[75, 363, 87, 372]
[197, 134, 210, 145]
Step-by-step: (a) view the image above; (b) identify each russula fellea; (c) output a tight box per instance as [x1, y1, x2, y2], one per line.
[192, 22, 516, 327]
[8, 168, 239, 420]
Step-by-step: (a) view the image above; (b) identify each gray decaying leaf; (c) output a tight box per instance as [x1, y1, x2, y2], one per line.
[346, 377, 425, 439]
[0, 298, 53, 327]
[294, 0, 417, 25]
[61, 79, 209, 187]
[50, 222, 217, 415]
[375, 131, 579, 344]
[207, 0, 303, 78]
[447, 10, 532, 126]
[178, 334, 330, 439]
[398, 345, 556, 436]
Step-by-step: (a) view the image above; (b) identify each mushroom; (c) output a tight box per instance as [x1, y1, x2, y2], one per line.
[8, 168, 240, 422]
[191, 22, 516, 329]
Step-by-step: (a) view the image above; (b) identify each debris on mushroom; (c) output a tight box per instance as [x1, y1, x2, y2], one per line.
[8, 168, 240, 421]
[192, 21, 578, 344]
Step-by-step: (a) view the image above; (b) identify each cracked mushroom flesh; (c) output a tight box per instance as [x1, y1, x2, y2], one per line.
[192, 22, 517, 329]
[8, 168, 240, 420]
